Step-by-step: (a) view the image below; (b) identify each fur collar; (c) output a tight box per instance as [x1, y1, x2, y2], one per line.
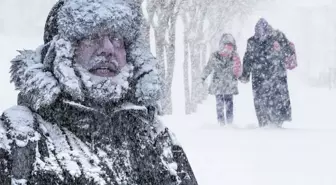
[10, 45, 61, 111]
[10, 33, 162, 111]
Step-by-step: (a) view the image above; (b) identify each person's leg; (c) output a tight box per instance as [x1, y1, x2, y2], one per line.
[269, 88, 286, 127]
[224, 94, 233, 124]
[275, 121, 284, 128]
[254, 95, 269, 127]
[216, 94, 225, 125]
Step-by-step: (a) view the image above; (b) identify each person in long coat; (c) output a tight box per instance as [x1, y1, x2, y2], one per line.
[240, 18, 297, 127]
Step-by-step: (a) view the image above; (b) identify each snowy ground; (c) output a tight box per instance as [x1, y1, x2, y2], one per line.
[161, 1, 336, 183]
[164, 85, 336, 185]
[163, 74, 336, 185]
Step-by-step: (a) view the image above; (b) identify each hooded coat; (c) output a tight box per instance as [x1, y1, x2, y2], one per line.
[202, 34, 241, 95]
[240, 19, 295, 126]
[0, 0, 198, 184]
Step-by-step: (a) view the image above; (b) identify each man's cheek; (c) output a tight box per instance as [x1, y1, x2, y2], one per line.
[81, 50, 95, 64]
[116, 51, 127, 67]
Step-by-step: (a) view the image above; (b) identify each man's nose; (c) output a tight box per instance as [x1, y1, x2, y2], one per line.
[97, 36, 115, 57]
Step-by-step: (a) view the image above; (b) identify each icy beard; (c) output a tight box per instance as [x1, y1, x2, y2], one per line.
[74, 60, 134, 105]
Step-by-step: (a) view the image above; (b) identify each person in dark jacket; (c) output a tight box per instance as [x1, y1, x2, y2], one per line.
[202, 33, 242, 125]
[240, 18, 297, 127]
[0, 0, 198, 184]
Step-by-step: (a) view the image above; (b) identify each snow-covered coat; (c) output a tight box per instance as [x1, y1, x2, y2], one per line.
[0, 93, 197, 185]
[240, 19, 295, 125]
[202, 34, 241, 95]
[0, 0, 198, 184]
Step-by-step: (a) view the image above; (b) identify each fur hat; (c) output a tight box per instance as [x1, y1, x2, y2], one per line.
[43, 0, 141, 44]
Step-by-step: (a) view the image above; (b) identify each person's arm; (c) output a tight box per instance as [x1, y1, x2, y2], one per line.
[276, 31, 297, 70]
[232, 52, 242, 78]
[277, 31, 294, 57]
[201, 53, 215, 81]
[240, 39, 255, 83]
[285, 42, 297, 70]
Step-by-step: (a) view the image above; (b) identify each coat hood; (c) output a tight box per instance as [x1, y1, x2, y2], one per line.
[10, 0, 162, 112]
[219, 33, 237, 51]
[254, 18, 273, 40]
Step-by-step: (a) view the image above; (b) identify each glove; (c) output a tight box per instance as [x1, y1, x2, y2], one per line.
[239, 76, 249, 84]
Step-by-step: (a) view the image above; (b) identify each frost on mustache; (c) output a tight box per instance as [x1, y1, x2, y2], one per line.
[75, 63, 134, 103]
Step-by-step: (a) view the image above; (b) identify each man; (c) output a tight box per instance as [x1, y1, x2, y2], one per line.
[240, 18, 297, 127]
[0, 0, 198, 184]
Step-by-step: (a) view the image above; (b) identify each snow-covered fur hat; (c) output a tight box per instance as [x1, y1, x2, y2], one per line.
[44, 0, 141, 45]
[10, 0, 162, 111]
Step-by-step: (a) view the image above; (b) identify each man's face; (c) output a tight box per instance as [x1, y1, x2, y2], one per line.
[74, 34, 127, 77]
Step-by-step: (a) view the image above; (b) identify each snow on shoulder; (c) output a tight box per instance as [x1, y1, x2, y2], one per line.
[2, 106, 40, 147]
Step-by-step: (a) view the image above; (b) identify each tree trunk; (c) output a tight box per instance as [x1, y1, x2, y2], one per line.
[190, 41, 201, 113]
[154, 31, 169, 114]
[143, 21, 151, 45]
[182, 15, 192, 114]
[183, 41, 191, 114]
[199, 43, 208, 102]
[194, 43, 203, 104]
[162, 18, 177, 115]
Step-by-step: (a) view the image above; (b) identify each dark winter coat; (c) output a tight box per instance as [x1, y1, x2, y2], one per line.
[0, 0, 198, 184]
[240, 29, 295, 125]
[0, 45, 198, 185]
[202, 34, 241, 95]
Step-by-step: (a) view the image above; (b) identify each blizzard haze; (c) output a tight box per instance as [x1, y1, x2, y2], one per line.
[1, 0, 336, 185]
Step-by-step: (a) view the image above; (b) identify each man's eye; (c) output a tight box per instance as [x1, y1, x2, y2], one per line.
[112, 38, 123, 48]
[83, 40, 92, 45]
[81, 39, 95, 46]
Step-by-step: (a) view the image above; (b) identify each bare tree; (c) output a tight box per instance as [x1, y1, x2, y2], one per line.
[181, 0, 258, 114]
[143, 0, 266, 114]
[145, 0, 185, 114]
[180, 0, 209, 113]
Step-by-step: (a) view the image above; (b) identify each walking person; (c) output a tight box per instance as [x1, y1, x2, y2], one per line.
[202, 33, 242, 125]
[240, 18, 297, 127]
